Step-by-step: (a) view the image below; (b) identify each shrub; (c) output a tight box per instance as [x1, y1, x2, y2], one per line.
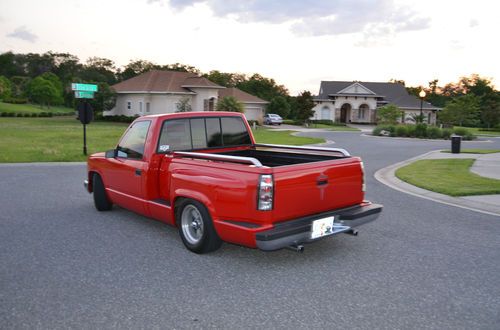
[427, 126, 443, 139]
[23, 113, 31, 117]
[414, 123, 427, 138]
[310, 119, 334, 125]
[47, 112, 53, 117]
[16, 113, 24, 117]
[395, 125, 409, 137]
[0, 112, 7, 117]
[247, 120, 260, 127]
[452, 127, 468, 136]
[31, 113, 39, 117]
[7, 112, 15, 117]
[442, 128, 452, 139]
[2, 97, 28, 104]
[373, 125, 396, 136]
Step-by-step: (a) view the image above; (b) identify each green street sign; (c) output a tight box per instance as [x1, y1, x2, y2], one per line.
[75, 91, 94, 99]
[71, 83, 98, 92]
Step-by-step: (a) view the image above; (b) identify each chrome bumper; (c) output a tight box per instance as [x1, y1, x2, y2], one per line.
[255, 203, 382, 251]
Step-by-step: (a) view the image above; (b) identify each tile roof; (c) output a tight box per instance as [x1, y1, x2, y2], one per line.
[218, 87, 269, 104]
[317, 81, 440, 110]
[112, 70, 224, 93]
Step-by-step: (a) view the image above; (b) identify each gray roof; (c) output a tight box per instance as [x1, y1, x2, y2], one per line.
[316, 81, 440, 110]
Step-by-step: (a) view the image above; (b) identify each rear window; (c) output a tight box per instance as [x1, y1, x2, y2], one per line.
[157, 116, 251, 152]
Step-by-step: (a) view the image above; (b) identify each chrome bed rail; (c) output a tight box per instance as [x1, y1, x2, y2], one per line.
[254, 144, 351, 157]
[173, 151, 263, 167]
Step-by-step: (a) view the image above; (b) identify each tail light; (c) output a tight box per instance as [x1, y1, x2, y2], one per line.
[360, 162, 366, 192]
[258, 174, 274, 211]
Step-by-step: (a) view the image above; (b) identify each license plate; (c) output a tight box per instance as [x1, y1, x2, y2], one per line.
[311, 216, 335, 239]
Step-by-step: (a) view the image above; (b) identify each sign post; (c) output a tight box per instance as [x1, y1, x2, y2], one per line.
[72, 83, 98, 155]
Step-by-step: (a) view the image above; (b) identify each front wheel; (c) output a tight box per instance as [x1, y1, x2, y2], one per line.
[176, 199, 222, 254]
[93, 173, 112, 211]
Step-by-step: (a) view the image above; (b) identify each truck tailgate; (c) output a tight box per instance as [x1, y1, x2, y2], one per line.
[271, 157, 364, 222]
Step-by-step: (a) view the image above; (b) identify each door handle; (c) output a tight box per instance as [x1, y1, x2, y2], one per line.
[135, 169, 142, 176]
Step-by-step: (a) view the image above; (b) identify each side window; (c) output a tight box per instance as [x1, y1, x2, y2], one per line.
[157, 119, 192, 152]
[221, 117, 251, 145]
[190, 118, 207, 149]
[117, 121, 151, 159]
[206, 118, 222, 147]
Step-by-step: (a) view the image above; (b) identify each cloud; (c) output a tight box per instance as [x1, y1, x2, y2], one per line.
[154, 0, 430, 37]
[469, 19, 479, 28]
[6, 26, 38, 43]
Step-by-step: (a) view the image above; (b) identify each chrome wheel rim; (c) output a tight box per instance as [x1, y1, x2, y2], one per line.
[181, 205, 204, 245]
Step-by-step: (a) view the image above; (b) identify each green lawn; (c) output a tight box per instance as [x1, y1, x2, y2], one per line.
[0, 117, 325, 163]
[307, 123, 360, 131]
[0, 117, 129, 162]
[396, 159, 500, 196]
[0, 102, 74, 114]
[252, 128, 324, 145]
[454, 126, 500, 137]
[441, 149, 500, 154]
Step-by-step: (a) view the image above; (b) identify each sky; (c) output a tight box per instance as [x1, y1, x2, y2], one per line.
[0, 0, 499, 94]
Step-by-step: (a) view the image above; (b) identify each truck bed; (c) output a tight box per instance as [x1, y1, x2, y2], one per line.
[219, 146, 348, 167]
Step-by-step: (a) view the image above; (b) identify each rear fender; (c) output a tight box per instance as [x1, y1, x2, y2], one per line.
[173, 189, 217, 226]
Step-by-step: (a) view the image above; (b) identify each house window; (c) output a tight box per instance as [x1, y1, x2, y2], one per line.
[358, 104, 369, 119]
[139, 102, 143, 113]
[127, 101, 131, 110]
[146, 102, 150, 113]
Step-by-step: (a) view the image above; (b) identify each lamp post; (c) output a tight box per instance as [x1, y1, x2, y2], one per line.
[419, 90, 426, 123]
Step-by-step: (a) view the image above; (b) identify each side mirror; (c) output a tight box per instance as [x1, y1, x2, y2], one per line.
[105, 149, 117, 158]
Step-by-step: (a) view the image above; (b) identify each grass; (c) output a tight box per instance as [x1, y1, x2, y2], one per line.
[454, 126, 500, 137]
[0, 102, 74, 114]
[307, 123, 360, 131]
[441, 149, 500, 154]
[0, 117, 128, 162]
[396, 159, 500, 196]
[0, 117, 325, 163]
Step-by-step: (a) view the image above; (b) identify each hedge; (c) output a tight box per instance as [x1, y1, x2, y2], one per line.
[372, 125, 475, 140]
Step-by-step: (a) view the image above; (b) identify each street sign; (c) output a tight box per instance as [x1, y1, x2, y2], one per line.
[77, 102, 93, 125]
[75, 91, 94, 99]
[71, 83, 98, 92]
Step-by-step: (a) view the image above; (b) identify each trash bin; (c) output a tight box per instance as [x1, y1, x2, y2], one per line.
[451, 134, 461, 154]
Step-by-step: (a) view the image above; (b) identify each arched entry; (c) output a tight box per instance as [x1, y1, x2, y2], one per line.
[340, 103, 351, 123]
[358, 104, 369, 120]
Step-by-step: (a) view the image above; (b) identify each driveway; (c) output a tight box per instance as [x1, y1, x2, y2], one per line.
[1, 133, 499, 329]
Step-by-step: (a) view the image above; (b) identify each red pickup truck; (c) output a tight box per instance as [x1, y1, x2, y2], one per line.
[84, 112, 382, 253]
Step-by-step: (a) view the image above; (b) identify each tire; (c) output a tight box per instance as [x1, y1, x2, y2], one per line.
[176, 199, 222, 254]
[93, 173, 112, 211]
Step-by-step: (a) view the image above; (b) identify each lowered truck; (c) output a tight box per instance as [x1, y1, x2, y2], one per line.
[85, 112, 382, 253]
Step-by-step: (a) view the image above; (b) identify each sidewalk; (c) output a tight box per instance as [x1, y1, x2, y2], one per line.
[375, 150, 500, 216]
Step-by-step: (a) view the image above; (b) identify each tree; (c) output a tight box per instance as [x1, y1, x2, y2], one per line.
[236, 73, 288, 101]
[82, 57, 117, 84]
[88, 82, 117, 113]
[0, 76, 12, 99]
[480, 94, 500, 128]
[28, 77, 60, 108]
[377, 104, 401, 124]
[204, 70, 246, 87]
[9, 76, 31, 98]
[120, 59, 157, 80]
[295, 91, 315, 122]
[267, 96, 291, 118]
[216, 96, 244, 113]
[176, 97, 192, 112]
[440, 94, 481, 126]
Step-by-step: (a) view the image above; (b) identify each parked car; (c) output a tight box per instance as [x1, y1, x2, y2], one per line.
[263, 114, 283, 125]
[84, 112, 382, 253]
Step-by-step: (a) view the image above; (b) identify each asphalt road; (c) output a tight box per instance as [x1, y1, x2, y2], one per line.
[1, 133, 499, 329]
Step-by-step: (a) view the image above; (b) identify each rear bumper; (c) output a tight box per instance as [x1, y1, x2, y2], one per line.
[255, 202, 382, 251]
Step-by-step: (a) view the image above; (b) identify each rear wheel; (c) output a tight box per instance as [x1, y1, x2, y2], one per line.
[176, 199, 222, 253]
[93, 173, 112, 211]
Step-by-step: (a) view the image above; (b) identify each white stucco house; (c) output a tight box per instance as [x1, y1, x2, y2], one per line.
[312, 81, 441, 125]
[106, 70, 268, 121]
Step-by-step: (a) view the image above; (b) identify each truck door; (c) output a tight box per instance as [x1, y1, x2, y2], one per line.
[105, 120, 151, 215]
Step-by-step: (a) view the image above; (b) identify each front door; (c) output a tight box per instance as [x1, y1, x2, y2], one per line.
[105, 120, 151, 215]
[340, 108, 347, 123]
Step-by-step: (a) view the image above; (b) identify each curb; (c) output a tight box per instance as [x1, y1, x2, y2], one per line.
[374, 151, 500, 217]
[361, 134, 493, 143]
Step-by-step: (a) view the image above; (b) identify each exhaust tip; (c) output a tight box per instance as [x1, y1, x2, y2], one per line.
[286, 244, 305, 253]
